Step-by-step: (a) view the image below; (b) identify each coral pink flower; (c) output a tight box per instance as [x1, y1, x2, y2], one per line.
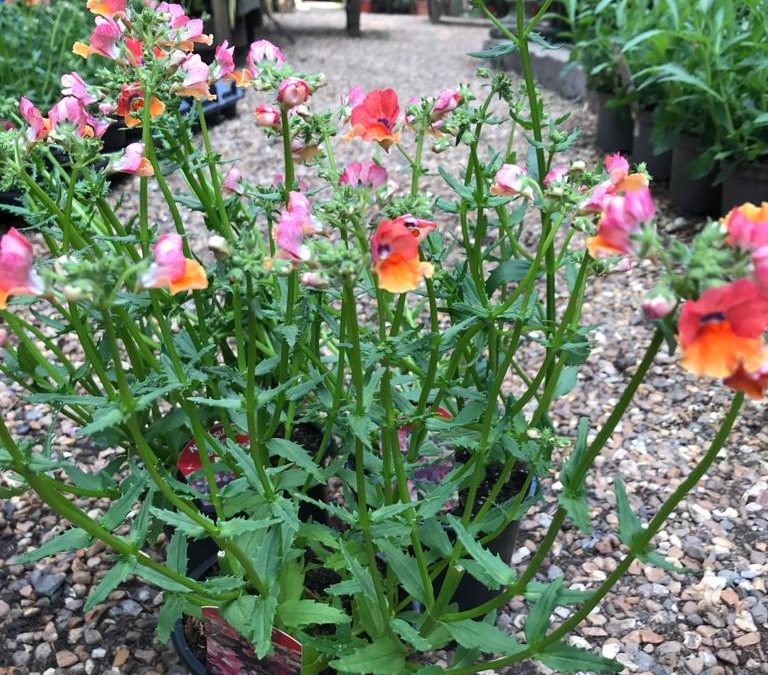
[587, 185, 655, 257]
[371, 219, 434, 293]
[724, 362, 768, 400]
[222, 167, 244, 194]
[543, 165, 568, 187]
[431, 89, 461, 120]
[274, 191, 321, 261]
[0, 228, 45, 309]
[248, 39, 285, 69]
[753, 246, 768, 293]
[341, 85, 365, 110]
[678, 279, 768, 378]
[345, 88, 401, 151]
[277, 78, 310, 110]
[211, 41, 235, 80]
[86, 0, 126, 16]
[157, 3, 212, 50]
[61, 72, 96, 105]
[604, 152, 630, 184]
[254, 104, 281, 128]
[141, 234, 207, 295]
[723, 202, 768, 251]
[174, 53, 214, 100]
[490, 164, 532, 199]
[19, 97, 50, 143]
[116, 83, 165, 128]
[338, 161, 388, 189]
[110, 142, 153, 176]
[48, 97, 92, 137]
[73, 16, 123, 60]
[397, 214, 436, 242]
[579, 153, 647, 214]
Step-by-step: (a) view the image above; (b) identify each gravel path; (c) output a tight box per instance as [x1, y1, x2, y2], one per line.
[2, 7, 767, 675]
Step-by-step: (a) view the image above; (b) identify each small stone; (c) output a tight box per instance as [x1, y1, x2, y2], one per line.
[734, 632, 760, 647]
[686, 657, 704, 675]
[31, 571, 66, 597]
[83, 629, 101, 645]
[643, 567, 666, 582]
[34, 642, 53, 664]
[12, 650, 31, 667]
[721, 588, 739, 607]
[112, 645, 129, 668]
[716, 649, 739, 666]
[683, 631, 701, 649]
[601, 642, 621, 659]
[56, 650, 79, 668]
[135, 649, 156, 663]
[0, 599, 10, 618]
[639, 629, 664, 644]
[91, 648, 106, 659]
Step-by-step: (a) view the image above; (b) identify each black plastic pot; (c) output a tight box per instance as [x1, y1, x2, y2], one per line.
[596, 93, 633, 154]
[670, 134, 721, 216]
[632, 109, 671, 182]
[721, 162, 768, 213]
[179, 80, 244, 125]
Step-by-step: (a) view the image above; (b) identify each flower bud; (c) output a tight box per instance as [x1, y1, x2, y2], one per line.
[526, 428, 541, 439]
[570, 160, 586, 174]
[63, 285, 89, 302]
[642, 292, 675, 320]
[277, 77, 310, 110]
[300, 272, 329, 289]
[207, 235, 230, 261]
[254, 104, 281, 128]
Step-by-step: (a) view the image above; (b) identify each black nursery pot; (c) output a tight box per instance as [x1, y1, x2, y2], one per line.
[595, 93, 633, 154]
[670, 133, 721, 216]
[721, 162, 768, 213]
[631, 109, 671, 181]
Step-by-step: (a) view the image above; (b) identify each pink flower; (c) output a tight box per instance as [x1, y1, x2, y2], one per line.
[642, 293, 675, 320]
[110, 142, 153, 176]
[587, 185, 655, 257]
[222, 167, 244, 194]
[254, 104, 281, 128]
[19, 97, 49, 143]
[300, 272, 329, 289]
[248, 39, 285, 69]
[86, 0, 126, 17]
[73, 16, 123, 60]
[141, 234, 208, 295]
[543, 165, 568, 187]
[157, 3, 212, 50]
[174, 53, 214, 100]
[723, 203, 768, 251]
[341, 85, 365, 110]
[277, 78, 310, 110]
[398, 214, 436, 242]
[0, 228, 45, 309]
[274, 192, 321, 261]
[211, 41, 234, 80]
[61, 72, 97, 105]
[48, 97, 92, 137]
[338, 161, 388, 189]
[579, 179, 613, 213]
[490, 164, 532, 199]
[753, 246, 768, 293]
[604, 153, 630, 184]
[431, 89, 461, 120]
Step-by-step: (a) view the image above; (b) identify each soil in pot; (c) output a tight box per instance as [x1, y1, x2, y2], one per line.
[670, 134, 721, 216]
[632, 109, 672, 181]
[596, 93, 633, 154]
[721, 162, 768, 213]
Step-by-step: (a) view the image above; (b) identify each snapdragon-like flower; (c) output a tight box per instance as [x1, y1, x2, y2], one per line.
[642, 292, 675, 320]
[579, 153, 648, 214]
[398, 214, 436, 242]
[222, 167, 244, 194]
[338, 161, 387, 189]
[86, 0, 126, 17]
[116, 83, 166, 128]
[19, 97, 50, 143]
[110, 142, 153, 176]
[678, 279, 768, 378]
[430, 89, 461, 120]
[490, 164, 533, 200]
[274, 192, 321, 261]
[157, 2, 212, 51]
[61, 72, 97, 105]
[753, 246, 768, 293]
[210, 41, 235, 81]
[723, 202, 768, 251]
[587, 185, 655, 257]
[254, 104, 281, 128]
[231, 39, 285, 87]
[173, 53, 214, 100]
[345, 88, 401, 151]
[48, 97, 107, 139]
[371, 218, 434, 293]
[73, 16, 123, 60]
[0, 228, 45, 309]
[277, 77, 310, 110]
[141, 234, 207, 295]
[724, 362, 768, 400]
[543, 164, 568, 187]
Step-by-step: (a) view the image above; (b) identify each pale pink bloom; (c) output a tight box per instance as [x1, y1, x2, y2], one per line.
[277, 78, 310, 110]
[274, 192, 321, 261]
[222, 167, 244, 194]
[579, 179, 613, 213]
[605, 152, 629, 184]
[431, 89, 461, 120]
[141, 234, 208, 294]
[341, 86, 365, 110]
[753, 246, 768, 293]
[254, 104, 281, 128]
[99, 101, 117, 116]
[300, 272, 329, 289]
[61, 72, 96, 105]
[157, 3, 211, 47]
[587, 186, 655, 257]
[490, 164, 531, 199]
[642, 294, 675, 320]
[724, 205, 768, 251]
[110, 142, 153, 176]
[211, 41, 235, 80]
[0, 228, 45, 309]
[86, 112, 110, 138]
[248, 40, 285, 70]
[543, 164, 568, 187]
[74, 16, 123, 60]
[175, 53, 214, 99]
[338, 161, 388, 189]
[20, 97, 49, 143]
[48, 97, 91, 137]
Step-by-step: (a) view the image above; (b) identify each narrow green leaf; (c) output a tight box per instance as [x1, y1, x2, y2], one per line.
[537, 642, 623, 673]
[221, 594, 277, 659]
[16, 528, 92, 564]
[149, 508, 211, 540]
[85, 559, 135, 611]
[614, 477, 642, 547]
[392, 618, 432, 651]
[167, 531, 187, 574]
[446, 515, 514, 587]
[277, 599, 349, 628]
[156, 595, 185, 643]
[375, 539, 428, 605]
[524, 576, 562, 643]
[329, 637, 406, 675]
[485, 259, 533, 294]
[443, 620, 524, 654]
[267, 438, 324, 481]
[467, 41, 517, 59]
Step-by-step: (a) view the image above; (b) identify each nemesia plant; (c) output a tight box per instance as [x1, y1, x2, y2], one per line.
[0, 1, 764, 673]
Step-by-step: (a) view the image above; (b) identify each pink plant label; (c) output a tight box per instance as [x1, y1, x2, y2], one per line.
[202, 607, 302, 675]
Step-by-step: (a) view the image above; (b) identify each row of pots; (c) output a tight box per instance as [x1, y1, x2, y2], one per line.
[593, 92, 768, 217]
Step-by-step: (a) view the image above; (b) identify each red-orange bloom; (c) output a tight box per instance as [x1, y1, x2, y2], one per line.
[371, 219, 433, 293]
[678, 279, 768, 378]
[116, 83, 165, 128]
[345, 88, 401, 151]
[724, 363, 768, 400]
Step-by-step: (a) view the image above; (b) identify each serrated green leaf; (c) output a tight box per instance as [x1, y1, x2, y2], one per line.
[524, 576, 562, 643]
[524, 580, 592, 605]
[392, 618, 432, 651]
[485, 259, 533, 294]
[267, 438, 324, 481]
[614, 477, 642, 547]
[536, 641, 623, 673]
[76, 406, 125, 437]
[348, 413, 374, 449]
[202, 576, 246, 594]
[558, 490, 591, 533]
[329, 637, 405, 674]
[221, 594, 277, 659]
[186, 396, 243, 410]
[467, 41, 517, 59]
[149, 508, 211, 540]
[278, 599, 349, 628]
[219, 516, 280, 538]
[443, 619, 524, 654]
[446, 515, 514, 587]
[340, 541, 377, 603]
[133, 565, 192, 594]
[85, 559, 135, 611]
[438, 166, 476, 204]
[16, 528, 92, 564]
[375, 539, 428, 605]
[167, 531, 187, 574]
[156, 595, 185, 643]
[102, 474, 148, 531]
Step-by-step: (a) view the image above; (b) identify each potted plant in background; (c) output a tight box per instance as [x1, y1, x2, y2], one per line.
[2, 1, 768, 674]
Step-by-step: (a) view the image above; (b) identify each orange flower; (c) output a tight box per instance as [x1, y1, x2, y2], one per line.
[141, 235, 207, 295]
[678, 279, 768, 378]
[371, 219, 433, 293]
[345, 88, 401, 151]
[724, 363, 768, 399]
[116, 83, 165, 128]
[722, 202, 768, 251]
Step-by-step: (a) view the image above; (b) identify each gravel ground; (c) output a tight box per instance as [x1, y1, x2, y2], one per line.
[2, 7, 767, 675]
